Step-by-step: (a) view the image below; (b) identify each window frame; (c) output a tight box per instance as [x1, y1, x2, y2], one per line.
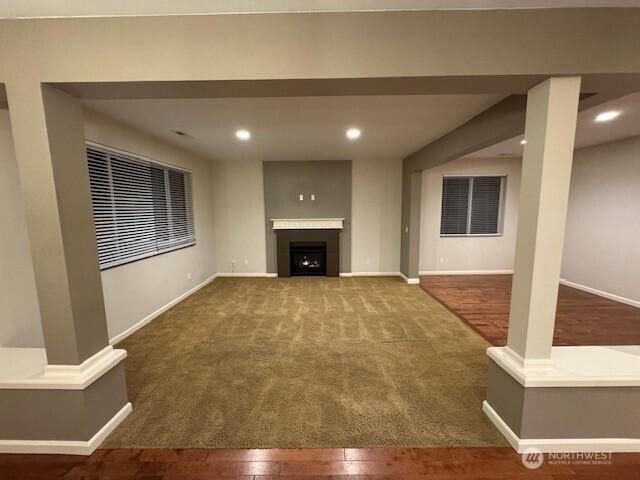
[440, 174, 506, 238]
[86, 141, 196, 270]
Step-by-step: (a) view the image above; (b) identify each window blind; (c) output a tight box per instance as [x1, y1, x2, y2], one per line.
[87, 145, 195, 269]
[440, 176, 504, 236]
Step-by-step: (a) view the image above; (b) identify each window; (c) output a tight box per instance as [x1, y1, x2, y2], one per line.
[440, 176, 505, 236]
[87, 145, 196, 269]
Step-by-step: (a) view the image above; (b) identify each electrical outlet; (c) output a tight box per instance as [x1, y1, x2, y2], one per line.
[311, 194, 316, 201]
[243, 259, 249, 265]
[439, 258, 445, 264]
[366, 257, 370, 265]
[187, 272, 191, 280]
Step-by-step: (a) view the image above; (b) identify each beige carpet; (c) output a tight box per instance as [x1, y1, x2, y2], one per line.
[103, 276, 506, 448]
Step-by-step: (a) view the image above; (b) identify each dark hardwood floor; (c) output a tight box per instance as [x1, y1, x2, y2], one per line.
[420, 274, 640, 346]
[2, 447, 640, 479]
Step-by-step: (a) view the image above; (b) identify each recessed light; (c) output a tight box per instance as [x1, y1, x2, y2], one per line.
[595, 111, 620, 123]
[236, 129, 251, 141]
[346, 128, 361, 140]
[520, 139, 527, 145]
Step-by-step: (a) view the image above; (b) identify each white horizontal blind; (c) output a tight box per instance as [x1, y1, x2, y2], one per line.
[87, 145, 195, 269]
[441, 176, 504, 236]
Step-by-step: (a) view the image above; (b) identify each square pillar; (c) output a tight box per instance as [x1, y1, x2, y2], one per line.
[399, 166, 421, 283]
[505, 76, 581, 366]
[0, 82, 130, 454]
[5, 82, 110, 366]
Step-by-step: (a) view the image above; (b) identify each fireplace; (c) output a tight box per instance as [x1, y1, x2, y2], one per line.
[290, 242, 326, 276]
[273, 221, 341, 277]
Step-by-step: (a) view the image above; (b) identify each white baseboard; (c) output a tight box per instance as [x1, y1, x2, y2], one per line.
[350, 272, 401, 277]
[560, 278, 640, 309]
[483, 401, 640, 453]
[339, 272, 353, 277]
[398, 272, 420, 284]
[109, 273, 218, 345]
[420, 269, 514, 275]
[216, 272, 272, 278]
[0, 402, 132, 455]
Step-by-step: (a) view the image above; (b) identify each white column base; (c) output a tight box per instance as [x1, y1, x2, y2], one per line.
[399, 272, 420, 284]
[483, 401, 640, 453]
[0, 402, 131, 455]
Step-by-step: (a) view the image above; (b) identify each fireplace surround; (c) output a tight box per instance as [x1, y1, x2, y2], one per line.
[274, 226, 340, 277]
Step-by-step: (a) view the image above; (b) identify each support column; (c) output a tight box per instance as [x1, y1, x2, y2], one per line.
[0, 82, 130, 454]
[505, 76, 581, 366]
[399, 166, 421, 283]
[6, 82, 109, 365]
[475, 77, 640, 454]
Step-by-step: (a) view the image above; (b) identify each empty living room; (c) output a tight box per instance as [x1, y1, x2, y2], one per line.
[1, 2, 640, 479]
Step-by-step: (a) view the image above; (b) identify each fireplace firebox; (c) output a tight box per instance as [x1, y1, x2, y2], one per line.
[275, 228, 339, 277]
[290, 243, 326, 276]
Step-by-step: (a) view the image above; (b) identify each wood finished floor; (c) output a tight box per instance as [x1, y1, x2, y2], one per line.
[3, 448, 640, 479]
[420, 274, 640, 347]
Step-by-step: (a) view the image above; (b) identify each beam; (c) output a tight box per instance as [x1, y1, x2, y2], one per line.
[2, 9, 640, 84]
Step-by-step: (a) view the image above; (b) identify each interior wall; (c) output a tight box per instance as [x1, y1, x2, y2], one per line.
[263, 161, 352, 274]
[0, 109, 44, 348]
[211, 160, 267, 274]
[562, 136, 640, 304]
[419, 136, 640, 305]
[419, 156, 521, 274]
[352, 157, 402, 274]
[83, 109, 216, 341]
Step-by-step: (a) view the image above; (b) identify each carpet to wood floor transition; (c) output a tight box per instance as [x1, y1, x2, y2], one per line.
[103, 276, 506, 449]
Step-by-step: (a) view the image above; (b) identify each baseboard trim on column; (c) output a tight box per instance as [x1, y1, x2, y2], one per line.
[483, 401, 640, 453]
[399, 272, 420, 284]
[0, 402, 132, 455]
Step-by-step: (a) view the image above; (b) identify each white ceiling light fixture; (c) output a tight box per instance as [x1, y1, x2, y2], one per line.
[520, 139, 527, 145]
[346, 127, 361, 140]
[235, 129, 251, 141]
[595, 110, 621, 123]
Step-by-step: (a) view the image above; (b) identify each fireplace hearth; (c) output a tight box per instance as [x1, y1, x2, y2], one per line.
[290, 243, 326, 276]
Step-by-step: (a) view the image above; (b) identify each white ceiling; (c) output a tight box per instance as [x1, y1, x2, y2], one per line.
[84, 95, 503, 162]
[467, 93, 640, 158]
[3, 0, 640, 18]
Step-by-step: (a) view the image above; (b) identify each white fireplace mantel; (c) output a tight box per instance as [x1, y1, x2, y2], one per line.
[271, 218, 344, 230]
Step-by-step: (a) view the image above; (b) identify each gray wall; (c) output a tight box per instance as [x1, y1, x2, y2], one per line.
[419, 156, 521, 273]
[562, 135, 640, 304]
[263, 161, 351, 274]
